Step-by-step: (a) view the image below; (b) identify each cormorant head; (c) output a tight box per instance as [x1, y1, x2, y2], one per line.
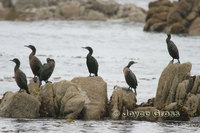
[82, 46, 93, 55]
[127, 61, 137, 68]
[25, 45, 36, 54]
[46, 58, 51, 63]
[167, 34, 171, 39]
[46, 58, 55, 66]
[10, 58, 20, 65]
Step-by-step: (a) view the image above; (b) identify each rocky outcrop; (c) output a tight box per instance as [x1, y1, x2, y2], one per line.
[154, 61, 192, 108]
[144, 0, 200, 35]
[108, 86, 137, 120]
[51, 80, 85, 119]
[0, 91, 40, 118]
[0, 0, 146, 22]
[71, 76, 107, 120]
[36, 80, 85, 119]
[154, 61, 200, 117]
[108, 61, 200, 121]
[0, 76, 107, 120]
[2, 61, 200, 121]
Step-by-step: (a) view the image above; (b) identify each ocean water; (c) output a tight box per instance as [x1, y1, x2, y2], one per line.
[0, 20, 200, 133]
[0, 0, 200, 131]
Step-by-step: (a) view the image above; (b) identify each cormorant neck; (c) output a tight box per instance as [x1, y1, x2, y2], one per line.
[127, 64, 131, 68]
[88, 49, 93, 56]
[31, 47, 36, 55]
[14, 62, 20, 72]
[166, 35, 171, 43]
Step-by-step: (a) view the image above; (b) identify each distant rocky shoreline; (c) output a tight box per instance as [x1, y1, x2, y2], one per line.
[0, 0, 146, 22]
[144, 0, 200, 35]
[1, 0, 199, 35]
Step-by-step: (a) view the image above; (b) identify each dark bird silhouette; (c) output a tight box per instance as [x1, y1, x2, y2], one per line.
[123, 61, 138, 95]
[39, 58, 55, 87]
[25, 45, 42, 82]
[166, 34, 180, 64]
[10, 58, 30, 94]
[82, 46, 99, 77]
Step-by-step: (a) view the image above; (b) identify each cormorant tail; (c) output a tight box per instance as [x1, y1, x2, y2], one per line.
[134, 88, 137, 96]
[26, 88, 30, 94]
[178, 59, 181, 64]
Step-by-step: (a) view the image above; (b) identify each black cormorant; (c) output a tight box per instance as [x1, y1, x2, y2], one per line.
[39, 58, 55, 87]
[10, 58, 30, 94]
[123, 61, 138, 95]
[82, 46, 99, 77]
[166, 34, 180, 63]
[25, 45, 42, 82]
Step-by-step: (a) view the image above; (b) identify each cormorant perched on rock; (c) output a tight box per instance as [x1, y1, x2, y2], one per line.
[39, 58, 55, 87]
[166, 34, 180, 64]
[25, 45, 42, 82]
[123, 61, 138, 95]
[10, 58, 30, 94]
[82, 46, 99, 77]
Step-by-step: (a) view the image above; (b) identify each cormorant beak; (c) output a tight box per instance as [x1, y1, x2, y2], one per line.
[133, 62, 137, 64]
[10, 59, 14, 62]
[24, 45, 29, 48]
[82, 47, 86, 49]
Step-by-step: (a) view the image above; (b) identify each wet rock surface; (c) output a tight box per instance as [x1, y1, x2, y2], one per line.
[144, 0, 200, 35]
[108, 86, 137, 120]
[0, 91, 40, 118]
[0, 0, 146, 22]
[71, 76, 108, 120]
[153, 61, 200, 120]
[154, 61, 192, 108]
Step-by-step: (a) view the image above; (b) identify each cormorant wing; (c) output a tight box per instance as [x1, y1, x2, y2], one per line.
[39, 63, 54, 79]
[92, 56, 99, 70]
[17, 70, 28, 87]
[127, 69, 138, 87]
[169, 40, 179, 57]
[34, 56, 42, 67]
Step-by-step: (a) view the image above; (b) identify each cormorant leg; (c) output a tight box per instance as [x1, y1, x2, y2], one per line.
[33, 76, 37, 83]
[39, 81, 42, 88]
[172, 59, 174, 63]
[18, 89, 23, 93]
[134, 88, 137, 96]
[128, 87, 131, 90]
[178, 59, 181, 64]
[89, 73, 91, 77]
[45, 80, 52, 83]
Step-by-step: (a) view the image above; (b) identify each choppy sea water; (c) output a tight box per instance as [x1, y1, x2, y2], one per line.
[0, 20, 200, 132]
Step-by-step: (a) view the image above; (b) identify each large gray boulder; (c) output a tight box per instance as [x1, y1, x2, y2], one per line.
[53, 80, 85, 119]
[89, 0, 119, 16]
[59, 1, 80, 19]
[11, 0, 48, 12]
[0, 91, 40, 118]
[109, 86, 137, 120]
[116, 3, 146, 22]
[71, 76, 107, 120]
[31, 80, 85, 119]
